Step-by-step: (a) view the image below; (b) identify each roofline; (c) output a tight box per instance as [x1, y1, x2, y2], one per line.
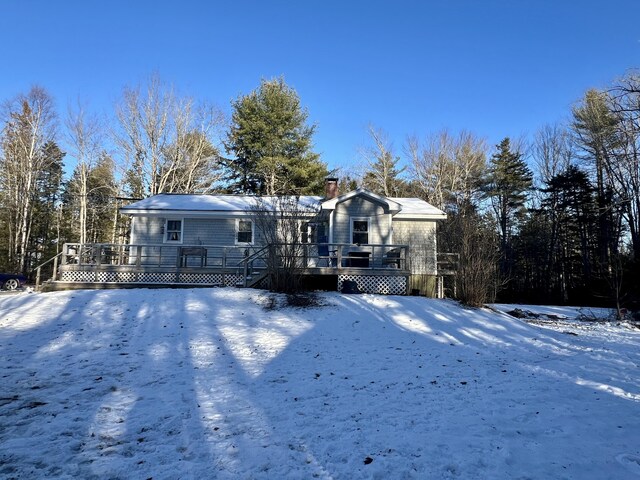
[121, 208, 447, 220]
[321, 187, 402, 213]
[119, 190, 447, 219]
[119, 208, 320, 217]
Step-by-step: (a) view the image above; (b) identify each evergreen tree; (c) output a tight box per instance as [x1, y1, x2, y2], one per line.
[484, 138, 533, 279]
[572, 89, 621, 269]
[540, 165, 598, 303]
[511, 211, 553, 303]
[224, 77, 327, 194]
[339, 175, 359, 193]
[362, 151, 408, 196]
[361, 126, 408, 196]
[29, 141, 65, 267]
[124, 152, 145, 199]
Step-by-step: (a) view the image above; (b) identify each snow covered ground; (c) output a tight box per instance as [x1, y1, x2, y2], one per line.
[1, 289, 639, 479]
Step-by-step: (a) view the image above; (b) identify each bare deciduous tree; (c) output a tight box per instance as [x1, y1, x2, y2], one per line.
[440, 207, 501, 306]
[253, 196, 319, 293]
[65, 100, 105, 245]
[607, 73, 640, 259]
[532, 123, 574, 186]
[115, 74, 225, 197]
[407, 130, 487, 211]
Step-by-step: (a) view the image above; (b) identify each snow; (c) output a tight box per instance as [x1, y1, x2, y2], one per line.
[1, 289, 639, 479]
[119, 193, 323, 214]
[119, 193, 446, 219]
[389, 197, 448, 218]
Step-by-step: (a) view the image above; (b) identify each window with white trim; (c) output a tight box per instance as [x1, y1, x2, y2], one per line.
[165, 219, 183, 243]
[351, 218, 370, 245]
[236, 219, 254, 244]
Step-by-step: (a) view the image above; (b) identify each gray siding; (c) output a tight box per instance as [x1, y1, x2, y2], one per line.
[131, 216, 164, 244]
[131, 216, 266, 246]
[392, 219, 437, 275]
[183, 218, 238, 245]
[333, 197, 392, 245]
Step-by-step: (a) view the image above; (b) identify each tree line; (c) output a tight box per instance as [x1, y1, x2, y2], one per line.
[358, 71, 640, 312]
[1, 71, 638, 312]
[0, 76, 329, 277]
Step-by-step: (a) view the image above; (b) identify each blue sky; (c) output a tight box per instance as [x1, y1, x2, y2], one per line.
[1, 0, 639, 174]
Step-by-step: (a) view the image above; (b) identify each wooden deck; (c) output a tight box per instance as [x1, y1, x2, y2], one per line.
[44, 242, 412, 295]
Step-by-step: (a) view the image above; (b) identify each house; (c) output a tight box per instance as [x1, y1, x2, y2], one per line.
[52, 179, 447, 295]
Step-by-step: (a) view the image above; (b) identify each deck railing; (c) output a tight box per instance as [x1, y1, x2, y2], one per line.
[59, 242, 410, 272]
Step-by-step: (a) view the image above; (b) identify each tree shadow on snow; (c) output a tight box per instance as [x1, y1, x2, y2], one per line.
[1, 289, 639, 479]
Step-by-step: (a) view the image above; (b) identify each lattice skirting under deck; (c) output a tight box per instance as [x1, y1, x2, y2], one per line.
[338, 274, 407, 295]
[60, 270, 243, 287]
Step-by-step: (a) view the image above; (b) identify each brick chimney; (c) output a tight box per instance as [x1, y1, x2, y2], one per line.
[325, 177, 339, 199]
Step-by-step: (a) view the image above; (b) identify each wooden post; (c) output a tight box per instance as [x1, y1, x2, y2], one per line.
[35, 267, 41, 291]
[52, 255, 59, 281]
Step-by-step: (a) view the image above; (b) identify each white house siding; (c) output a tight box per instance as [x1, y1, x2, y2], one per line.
[332, 197, 392, 245]
[392, 219, 437, 275]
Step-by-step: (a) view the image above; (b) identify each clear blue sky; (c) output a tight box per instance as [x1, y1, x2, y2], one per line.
[1, 0, 638, 174]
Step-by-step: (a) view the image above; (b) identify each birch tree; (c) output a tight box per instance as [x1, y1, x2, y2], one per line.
[65, 101, 104, 245]
[0, 87, 58, 273]
[115, 74, 225, 197]
[408, 130, 487, 210]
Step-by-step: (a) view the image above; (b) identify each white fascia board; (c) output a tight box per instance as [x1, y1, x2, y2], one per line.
[393, 213, 448, 220]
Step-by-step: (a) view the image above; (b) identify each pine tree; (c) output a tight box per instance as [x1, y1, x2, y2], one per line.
[362, 151, 407, 196]
[224, 77, 327, 194]
[485, 138, 533, 279]
[541, 165, 598, 302]
[29, 141, 65, 267]
[361, 126, 407, 196]
[572, 89, 620, 269]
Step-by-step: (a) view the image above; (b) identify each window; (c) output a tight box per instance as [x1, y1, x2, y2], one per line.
[236, 219, 253, 244]
[301, 222, 310, 244]
[165, 219, 183, 243]
[351, 218, 369, 245]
